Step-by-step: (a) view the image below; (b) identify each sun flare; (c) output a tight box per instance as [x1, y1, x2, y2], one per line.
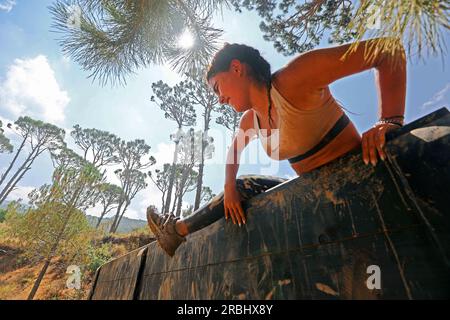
[177, 29, 195, 49]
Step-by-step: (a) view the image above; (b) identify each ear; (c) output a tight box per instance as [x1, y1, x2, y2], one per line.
[229, 59, 243, 75]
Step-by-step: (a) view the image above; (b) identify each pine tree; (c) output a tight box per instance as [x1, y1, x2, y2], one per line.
[216, 104, 243, 135]
[7, 147, 102, 300]
[0, 120, 13, 154]
[71, 124, 120, 169]
[0, 117, 66, 205]
[95, 183, 123, 229]
[185, 74, 219, 210]
[148, 163, 173, 214]
[231, 0, 449, 62]
[109, 139, 155, 233]
[50, 0, 226, 85]
[151, 80, 196, 214]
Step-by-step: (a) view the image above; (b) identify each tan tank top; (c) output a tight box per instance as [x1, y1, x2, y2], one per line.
[254, 84, 344, 161]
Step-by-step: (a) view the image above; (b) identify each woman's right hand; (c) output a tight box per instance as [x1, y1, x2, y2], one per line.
[224, 183, 246, 226]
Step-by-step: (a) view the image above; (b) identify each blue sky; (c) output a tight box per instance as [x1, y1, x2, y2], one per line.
[0, 1, 449, 220]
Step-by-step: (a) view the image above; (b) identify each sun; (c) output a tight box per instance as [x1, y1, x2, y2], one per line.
[177, 29, 195, 49]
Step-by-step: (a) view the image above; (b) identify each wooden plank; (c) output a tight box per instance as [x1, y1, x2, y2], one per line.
[384, 112, 450, 265]
[138, 226, 449, 299]
[90, 246, 148, 300]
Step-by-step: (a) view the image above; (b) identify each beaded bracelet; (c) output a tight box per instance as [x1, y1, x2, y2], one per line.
[374, 114, 405, 127]
[373, 119, 403, 128]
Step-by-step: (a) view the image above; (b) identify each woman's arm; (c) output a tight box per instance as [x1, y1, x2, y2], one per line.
[277, 38, 407, 166]
[224, 110, 257, 225]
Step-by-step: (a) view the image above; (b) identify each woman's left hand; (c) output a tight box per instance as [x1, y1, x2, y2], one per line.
[361, 123, 400, 166]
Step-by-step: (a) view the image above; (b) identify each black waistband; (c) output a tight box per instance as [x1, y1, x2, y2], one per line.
[288, 113, 350, 164]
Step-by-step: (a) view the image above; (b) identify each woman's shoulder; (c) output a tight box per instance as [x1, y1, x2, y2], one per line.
[272, 62, 329, 110]
[272, 52, 313, 88]
[239, 109, 257, 131]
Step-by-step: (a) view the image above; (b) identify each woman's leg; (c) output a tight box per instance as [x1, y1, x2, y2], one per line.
[147, 174, 287, 256]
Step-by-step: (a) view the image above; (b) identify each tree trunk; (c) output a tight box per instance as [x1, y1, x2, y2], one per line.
[194, 109, 211, 210]
[27, 175, 85, 299]
[95, 208, 109, 228]
[0, 146, 39, 203]
[0, 163, 32, 204]
[27, 212, 72, 299]
[109, 199, 124, 233]
[27, 258, 51, 300]
[175, 194, 183, 217]
[164, 139, 180, 213]
[112, 201, 130, 233]
[110, 170, 133, 233]
[171, 186, 178, 215]
[160, 193, 166, 214]
[194, 140, 205, 210]
[176, 166, 189, 217]
[0, 136, 27, 186]
[27, 209, 71, 299]
[171, 170, 183, 215]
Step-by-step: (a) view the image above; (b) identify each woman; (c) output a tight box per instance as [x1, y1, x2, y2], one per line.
[147, 38, 407, 257]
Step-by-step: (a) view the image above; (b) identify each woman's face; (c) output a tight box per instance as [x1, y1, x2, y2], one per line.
[208, 60, 252, 112]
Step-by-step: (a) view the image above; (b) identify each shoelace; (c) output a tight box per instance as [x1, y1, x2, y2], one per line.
[162, 214, 172, 228]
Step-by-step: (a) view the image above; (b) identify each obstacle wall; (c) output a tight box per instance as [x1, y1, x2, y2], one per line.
[89, 107, 450, 300]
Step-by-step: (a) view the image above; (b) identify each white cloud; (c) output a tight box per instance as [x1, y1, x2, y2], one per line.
[0, 55, 70, 125]
[422, 83, 450, 110]
[124, 207, 141, 220]
[151, 64, 181, 87]
[151, 142, 175, 169]
[7, 185, 35, 202]
[136, 180, 162, 218]
[0, 0, 16, 12]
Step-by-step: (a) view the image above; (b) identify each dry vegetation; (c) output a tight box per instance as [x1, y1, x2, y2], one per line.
[0, 223, 154, 300]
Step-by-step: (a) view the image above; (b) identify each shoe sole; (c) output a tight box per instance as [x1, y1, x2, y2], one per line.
[146, 210, 179, 257]
[146, 210, 162, 238]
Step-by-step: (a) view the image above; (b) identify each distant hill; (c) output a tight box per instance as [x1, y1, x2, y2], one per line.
[86, 215, 147, 234]
[0, 200, 147, 234]
[0, 200, 30, 210]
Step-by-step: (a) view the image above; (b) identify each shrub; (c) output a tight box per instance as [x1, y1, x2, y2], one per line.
[86, 243, 112, 273]
[0, 208, 6, 223]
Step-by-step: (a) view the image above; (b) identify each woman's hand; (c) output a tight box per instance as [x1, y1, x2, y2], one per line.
[362, 123, 400, 166]
[224, 183, 246, 226]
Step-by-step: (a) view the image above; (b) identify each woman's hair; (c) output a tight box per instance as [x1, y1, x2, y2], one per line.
[206, 43, 275, 128]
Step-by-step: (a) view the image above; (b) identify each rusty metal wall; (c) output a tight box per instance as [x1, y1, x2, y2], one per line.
[89, 107, 450, 300]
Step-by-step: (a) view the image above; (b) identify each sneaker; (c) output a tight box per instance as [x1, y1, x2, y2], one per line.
[146, 206, 186, 257]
